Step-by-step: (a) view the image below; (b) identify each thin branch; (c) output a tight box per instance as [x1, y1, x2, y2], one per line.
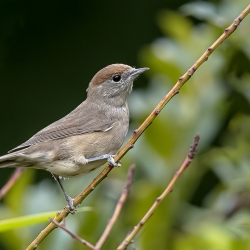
[49, 165, 135, 250]
[95, 164, 136, 249]
[26, 5, 250, 250]
[117, 134, 200, 250]
[49, 218, 96, 250]
[0, 168, 25, 200]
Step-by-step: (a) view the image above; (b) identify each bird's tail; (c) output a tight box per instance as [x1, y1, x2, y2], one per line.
[0, 152, 29, 168]
[0, 151, 52, 169]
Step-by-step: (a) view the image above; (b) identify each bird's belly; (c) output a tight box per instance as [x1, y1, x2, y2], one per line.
[41, 159, 106, 178]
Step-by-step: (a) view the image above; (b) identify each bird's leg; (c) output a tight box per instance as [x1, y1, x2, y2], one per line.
[52, 174, 76, 214]
[86, 154, 121, 167]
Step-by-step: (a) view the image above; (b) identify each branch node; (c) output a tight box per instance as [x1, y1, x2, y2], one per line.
[133, 129, 138, 135]
[154, 109, 160, 115]
[174, 89, 180, 95]
[139, 221, 144, 226]
[156, 197, 161, 202]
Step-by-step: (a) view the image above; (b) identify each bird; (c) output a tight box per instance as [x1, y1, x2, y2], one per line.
[0, 63, 149, 212]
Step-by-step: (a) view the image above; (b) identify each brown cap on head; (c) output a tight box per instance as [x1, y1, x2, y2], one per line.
[90, 64, 132, 87]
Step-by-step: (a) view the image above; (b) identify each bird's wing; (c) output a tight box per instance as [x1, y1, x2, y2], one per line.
[9, 101, 114, 153]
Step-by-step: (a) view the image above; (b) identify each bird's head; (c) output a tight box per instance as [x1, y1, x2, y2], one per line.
[87, 64, 149, 106]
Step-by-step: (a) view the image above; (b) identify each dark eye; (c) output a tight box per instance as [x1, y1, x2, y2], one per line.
[112, 75, 121, 82]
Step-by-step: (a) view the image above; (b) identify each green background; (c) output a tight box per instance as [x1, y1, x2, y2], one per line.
[0, 0, 250, 249]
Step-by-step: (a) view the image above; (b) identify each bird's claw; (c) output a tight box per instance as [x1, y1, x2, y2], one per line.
[65, 196, 77, 214]
[107, 155, 121, 167]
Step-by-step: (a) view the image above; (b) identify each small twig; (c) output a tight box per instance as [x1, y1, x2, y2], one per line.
[95, 164, 136, 249]
[49, 165, 135, 250]
[117, 135, 200, 250]
[49, 218, 96, 250]
[0, 168, 25, 200]
[27, 5, 250, 249]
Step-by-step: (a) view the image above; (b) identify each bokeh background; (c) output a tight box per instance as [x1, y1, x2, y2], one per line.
[1, 0, 250, 249]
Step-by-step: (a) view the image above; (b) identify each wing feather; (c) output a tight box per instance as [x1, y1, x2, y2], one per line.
[9, 101, 114, 152]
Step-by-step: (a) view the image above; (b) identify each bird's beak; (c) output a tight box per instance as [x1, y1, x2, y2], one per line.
[129, 67, 149, 79]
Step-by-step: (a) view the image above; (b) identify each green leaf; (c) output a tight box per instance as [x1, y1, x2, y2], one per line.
[0, 207, 92, 232]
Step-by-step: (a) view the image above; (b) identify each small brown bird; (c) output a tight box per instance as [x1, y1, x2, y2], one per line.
[0, 63, 148, 212]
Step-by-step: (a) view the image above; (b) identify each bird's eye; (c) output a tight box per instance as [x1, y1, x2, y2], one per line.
[112, 75, 121, 82]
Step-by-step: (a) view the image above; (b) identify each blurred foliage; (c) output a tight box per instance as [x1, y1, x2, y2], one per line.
[1, 0, 250, 249]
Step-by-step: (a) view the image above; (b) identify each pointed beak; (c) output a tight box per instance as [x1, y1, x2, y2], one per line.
[129, 67, 149, 79]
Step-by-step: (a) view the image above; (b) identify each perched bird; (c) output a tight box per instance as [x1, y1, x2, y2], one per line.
[0, 64, 148, 212]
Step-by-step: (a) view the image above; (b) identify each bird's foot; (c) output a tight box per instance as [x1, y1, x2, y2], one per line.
[107, 155, 121, 167]
[65, 195, 77, 214]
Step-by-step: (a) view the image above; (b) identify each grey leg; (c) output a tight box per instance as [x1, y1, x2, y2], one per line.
[52, 174, 76, 214]
[86, 154, 121, 167]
